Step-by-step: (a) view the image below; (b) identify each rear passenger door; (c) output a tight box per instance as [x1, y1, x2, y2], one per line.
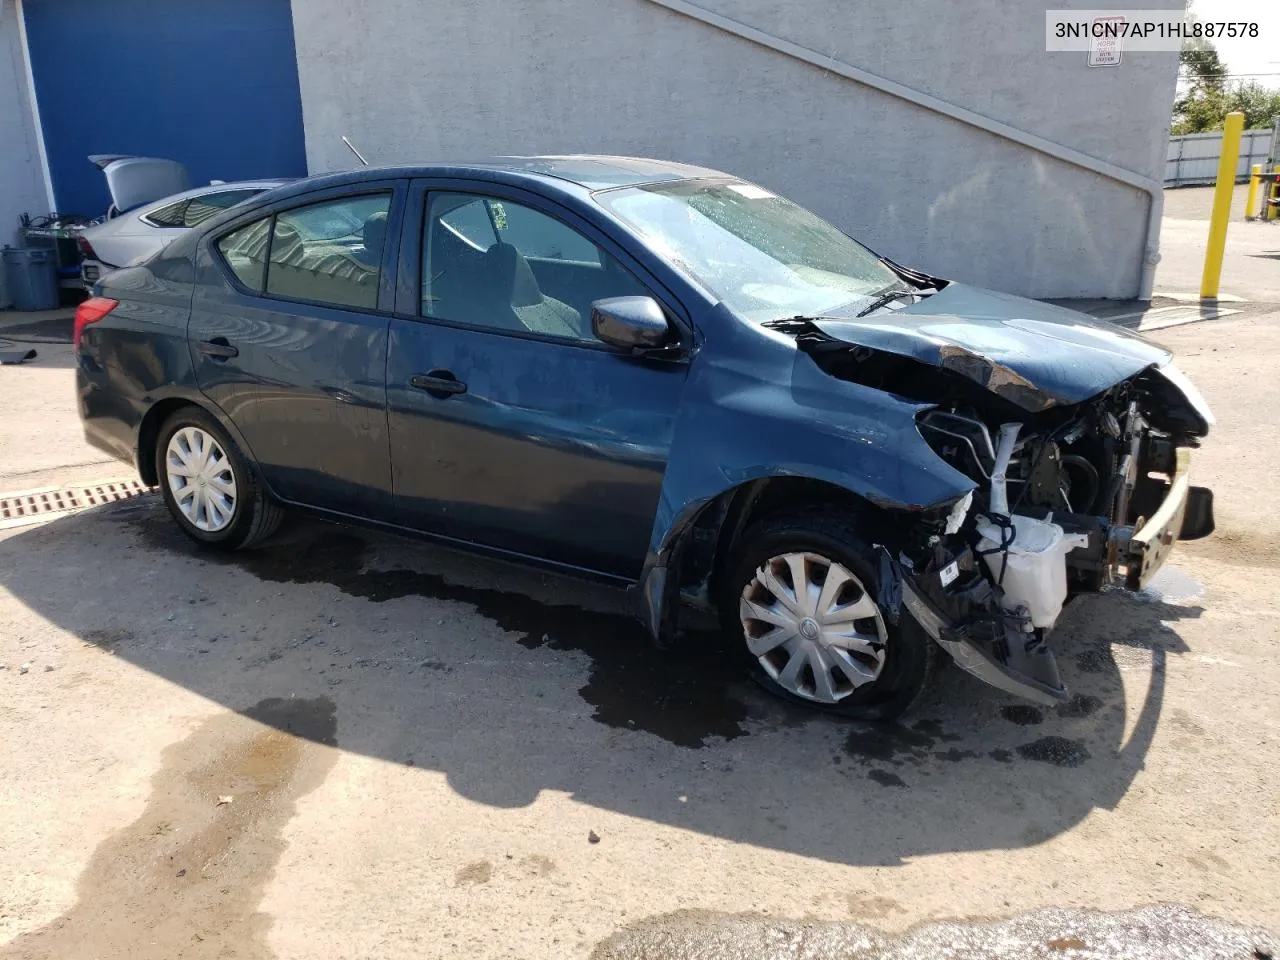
[189, 180, 406, 519]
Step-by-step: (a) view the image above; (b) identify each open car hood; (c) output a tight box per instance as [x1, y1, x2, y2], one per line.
[89, 155, 191, 214]
[808, 283, 1171, 411]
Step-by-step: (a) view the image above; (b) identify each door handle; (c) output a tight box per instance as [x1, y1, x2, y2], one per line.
[198, 337, 239, 361]
[410, 370, 467, 399]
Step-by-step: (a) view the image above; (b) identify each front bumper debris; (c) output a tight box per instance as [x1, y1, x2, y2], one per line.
[1121, 447, 1214, 590]
[904, 580, 1067, 706]
[901, 545, 1068, 706]
[901, 447, 1214, 705]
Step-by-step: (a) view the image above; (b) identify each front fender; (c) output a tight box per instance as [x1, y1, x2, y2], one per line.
[635, 305, 975, 638]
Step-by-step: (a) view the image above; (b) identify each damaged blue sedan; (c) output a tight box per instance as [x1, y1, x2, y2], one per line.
[75, 156, 1215, 718]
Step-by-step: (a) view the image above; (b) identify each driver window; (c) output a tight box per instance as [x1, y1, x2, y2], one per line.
[421, 192, 649, 342]
[439, 199, 498, 249]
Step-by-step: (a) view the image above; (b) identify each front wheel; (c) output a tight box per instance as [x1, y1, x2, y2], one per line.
[155, 406, 282, 549]
[720, 509, 935, 721]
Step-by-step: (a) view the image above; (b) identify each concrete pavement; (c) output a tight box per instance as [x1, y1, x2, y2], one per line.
[0, 319, 124, 493]
[1156, 186, 1280, 303]
[1, 260, 1278, 959]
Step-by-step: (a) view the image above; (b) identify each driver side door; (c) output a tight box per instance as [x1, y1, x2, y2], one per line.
[385, 181, 691, 579]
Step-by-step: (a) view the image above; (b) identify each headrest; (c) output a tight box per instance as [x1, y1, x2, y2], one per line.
[362, 211, 388, 259]
[484, 242, 542, 308]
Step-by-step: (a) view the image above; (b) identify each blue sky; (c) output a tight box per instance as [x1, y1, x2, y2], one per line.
[1200, 0, 1280, 89]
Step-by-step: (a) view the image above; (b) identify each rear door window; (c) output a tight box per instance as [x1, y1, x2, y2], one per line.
[265, 193, 392, 310]
[216, 217, 271, 291]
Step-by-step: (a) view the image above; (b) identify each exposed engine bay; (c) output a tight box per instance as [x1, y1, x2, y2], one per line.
[914, 363, 1215, 588]
[779, 307, 1217, 705]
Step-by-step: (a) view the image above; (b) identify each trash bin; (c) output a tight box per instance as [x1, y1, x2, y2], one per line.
[2, 247, 59, 311]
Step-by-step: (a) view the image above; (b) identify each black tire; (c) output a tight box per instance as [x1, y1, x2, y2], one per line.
[720, 507, 936, 721]
[154, 406, 283, 549]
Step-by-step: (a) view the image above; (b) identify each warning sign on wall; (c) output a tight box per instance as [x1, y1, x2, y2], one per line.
[1088, 15, 1125, 66]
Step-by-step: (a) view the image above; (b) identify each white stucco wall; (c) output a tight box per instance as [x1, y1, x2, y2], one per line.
[0, 0, 48, 249]
[291, 0, 1180, 299]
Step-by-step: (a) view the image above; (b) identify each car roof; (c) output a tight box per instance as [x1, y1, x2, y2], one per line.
[464, 155, 731, 189]
[292, 155, 733, 195]
[171, 157, 741, 239]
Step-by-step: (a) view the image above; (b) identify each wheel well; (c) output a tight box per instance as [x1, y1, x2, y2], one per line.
[676, 477, 886, 609]
[734, 477, 875, 532]
[135, 399, 201, 486]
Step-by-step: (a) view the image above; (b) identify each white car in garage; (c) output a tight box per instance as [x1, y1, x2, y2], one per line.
[76, 156, 286, 289]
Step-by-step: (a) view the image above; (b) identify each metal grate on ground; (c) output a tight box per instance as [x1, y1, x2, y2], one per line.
[0, 479, 154, 529]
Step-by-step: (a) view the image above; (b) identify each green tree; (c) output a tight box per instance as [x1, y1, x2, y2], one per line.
[1173, 82, 1280, 134]
[1227, 82, 1280, 130]
[1179, 45, 1227, 97]
[1173, 41, 1280, 133]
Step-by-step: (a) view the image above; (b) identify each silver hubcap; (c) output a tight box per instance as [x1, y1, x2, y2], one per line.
[165, 426, 237, 533]
[739, 552, 888, 703]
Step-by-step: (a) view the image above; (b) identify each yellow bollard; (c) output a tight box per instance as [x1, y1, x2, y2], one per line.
[1269, 164, 1280, 222]
[1244, 164, 1262, 219]
[1200, 111, 1245, 300]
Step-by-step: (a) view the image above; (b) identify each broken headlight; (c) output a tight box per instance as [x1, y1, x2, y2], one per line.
[1156, 361, 1215, 431]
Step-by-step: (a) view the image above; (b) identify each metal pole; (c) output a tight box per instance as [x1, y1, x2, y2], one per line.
[341, 136, 369, 166]
[1200, 112, 1245, 301]
[1245, 164, 1263, 220]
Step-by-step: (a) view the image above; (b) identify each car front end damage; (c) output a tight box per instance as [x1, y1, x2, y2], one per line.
[903, 390, 1212, 704]
[777, 289, 1216, 705]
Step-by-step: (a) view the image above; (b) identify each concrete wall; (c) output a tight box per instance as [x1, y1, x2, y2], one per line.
[291, 0, 1180, 299]
[0, 0, 48, 249]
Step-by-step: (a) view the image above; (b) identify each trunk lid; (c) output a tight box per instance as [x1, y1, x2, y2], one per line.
[89, 155, 191, 214]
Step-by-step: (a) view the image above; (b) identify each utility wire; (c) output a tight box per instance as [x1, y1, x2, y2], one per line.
[1179, 71, 1280, 77]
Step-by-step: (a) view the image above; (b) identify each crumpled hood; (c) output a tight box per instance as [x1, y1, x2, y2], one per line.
[809, 283, 1171, 411]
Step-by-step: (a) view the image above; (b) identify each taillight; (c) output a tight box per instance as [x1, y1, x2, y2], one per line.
[77, 234, 97, 260]
[74, 297, 119, 351]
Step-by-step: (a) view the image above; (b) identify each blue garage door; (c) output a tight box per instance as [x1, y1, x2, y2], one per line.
[23, 0, 306, 216]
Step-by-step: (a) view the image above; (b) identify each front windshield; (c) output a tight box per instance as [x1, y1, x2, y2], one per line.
[595, 179, 902, 323]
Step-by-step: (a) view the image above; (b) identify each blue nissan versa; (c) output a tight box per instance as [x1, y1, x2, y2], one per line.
[75, 156, 1216, 718]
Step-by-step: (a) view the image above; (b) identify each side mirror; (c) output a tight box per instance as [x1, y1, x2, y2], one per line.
[590, 296, 671, 352]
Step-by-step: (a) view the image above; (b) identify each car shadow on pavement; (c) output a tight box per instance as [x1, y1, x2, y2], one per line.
[0, 495, 1200, 867]
[0, 309, 75, 344]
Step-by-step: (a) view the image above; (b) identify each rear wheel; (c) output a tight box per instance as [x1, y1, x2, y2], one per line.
[155, 407, 282, 549]
[721, 508, 935, 720]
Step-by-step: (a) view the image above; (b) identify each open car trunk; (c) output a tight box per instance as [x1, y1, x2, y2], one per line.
[89, 155, 191, 215]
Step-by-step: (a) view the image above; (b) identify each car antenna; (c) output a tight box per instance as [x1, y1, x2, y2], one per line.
[341, 136, 369, 166]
